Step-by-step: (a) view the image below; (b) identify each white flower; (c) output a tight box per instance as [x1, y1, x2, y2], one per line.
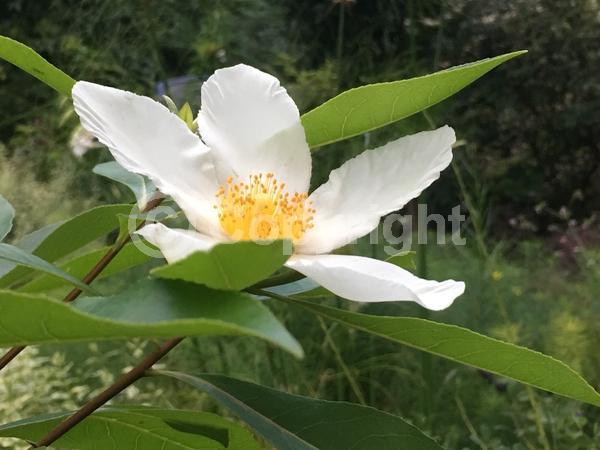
[70, 125, 97, 158]
[72, 64, 464, 310]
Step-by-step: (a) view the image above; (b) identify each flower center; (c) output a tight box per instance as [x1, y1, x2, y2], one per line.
[215, 173, 315, 242]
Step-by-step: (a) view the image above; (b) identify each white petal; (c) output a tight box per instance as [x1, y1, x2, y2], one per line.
[296, 126, 456, 254]
[286, 254, 464, 310]
[72, 81, 222, 235]
[136, 223, 220, 263]
[198, 64, 311, 193]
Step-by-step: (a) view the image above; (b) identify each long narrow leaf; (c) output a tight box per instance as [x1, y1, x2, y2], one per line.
[0, 35, 75, 95]
[0, 204, 132, 287]
[18, 243, 149, 293]
[0, 406, 263, 450]
[159, 372, 445, 450]
[0, 279, 303, 357]
[301, 51, 527, 148]
[0, 195, 15, 241]
[282, 297, 600, 408]
[93, 161, 156, 209]
[0, 243, 96, 294]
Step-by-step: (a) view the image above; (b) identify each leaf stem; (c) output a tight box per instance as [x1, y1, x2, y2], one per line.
[29, 337, 184, 448]
[0, 195, 163, 372]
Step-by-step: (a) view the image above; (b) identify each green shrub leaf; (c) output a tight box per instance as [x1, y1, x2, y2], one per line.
[386, 250, 417, 270]
[0, 243, 97, 294]
[0, 35, 75, 95]
[158, 372, 444, 450]
[151, 240, 291, 291]
[301, 51, 527, 148]
[0, 204, 133, 287]
[0, 195, 15, 241]
[93, 161, 157, 209]
[0, 406, 263, 449]
[285, 298, 600, 408]
[18, 242, 150, 293]
[0, 279, 302, 357]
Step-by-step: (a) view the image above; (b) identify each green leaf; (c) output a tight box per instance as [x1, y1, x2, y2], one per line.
[284, 298, 600, 408]
[18, 242, 150, 293]
[0, 204, 133, 287]
[159, 372, 444, 450]
[93, 161, 157, 209]
[0, 406, 263, 450]
[301, 51, 527, 148]
[0, 194, 15, 241]
[0, 35, 75, 95]
[179, 102, 196, 130]
[0, 279, 303, 357]
[152, 240, 291, 291]
[266, 278, 320, 297]
[386, 250, 416, 270]
[0, 243, 97, 294]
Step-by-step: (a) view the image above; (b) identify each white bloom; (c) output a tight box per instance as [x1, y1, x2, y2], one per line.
[72, 64, 465, 310]
[70, 125, 98, 158]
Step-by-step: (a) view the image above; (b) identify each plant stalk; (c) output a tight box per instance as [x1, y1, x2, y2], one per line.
[0, 195, 163, 372]
[29, 337, 183, 448]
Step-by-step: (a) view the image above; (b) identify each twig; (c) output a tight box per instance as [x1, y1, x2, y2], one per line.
[30, 259, 298, 446]
[0, 345, 26, 370]
[0, 195, 164, 372]
[29, 337, 183, 448]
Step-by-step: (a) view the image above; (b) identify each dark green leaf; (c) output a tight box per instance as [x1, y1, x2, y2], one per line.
[0, 194, 15, 241]
[0, 243, 97, 294]
[0, 35, 75, 95]
[0, 406, 262, 449]
[93, 161, 157, 208]
[301, 51, 527, 148]
[0, 279, 303, 357]
[284, 297, 600, 408]
[152, 240, 291, 291]
[18, 242, 150, 293]
[0, 204, 133, 287]
[159, 372, 444, 450]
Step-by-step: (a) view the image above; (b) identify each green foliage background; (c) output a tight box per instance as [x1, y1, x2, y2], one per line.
[1, 0, 599, 449]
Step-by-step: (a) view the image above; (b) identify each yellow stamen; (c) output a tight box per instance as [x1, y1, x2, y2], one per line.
[215, 173, 314, 241]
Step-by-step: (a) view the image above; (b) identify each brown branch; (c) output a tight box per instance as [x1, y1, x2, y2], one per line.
[0, 345, 26, 370]
[27, 225, 304, 446]
[0, 195, 164, 372]
[29, 337, 184, 449]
